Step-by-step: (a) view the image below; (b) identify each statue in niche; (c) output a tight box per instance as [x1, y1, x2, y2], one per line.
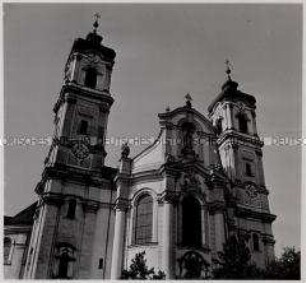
[121, 142, 130, 159]
[181, 170, 201, 192]
[181, 122, 196, 155]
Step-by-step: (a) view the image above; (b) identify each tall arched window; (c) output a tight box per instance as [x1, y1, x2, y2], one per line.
[67, 200, 76, 219]
[182, 195, 202, 247]
[216, 119, 223, 135]
[4, 237, 12, 264]
[84, 68, 97, 89]
[134, 194, 153, 245]
[237, 113, 248, 134]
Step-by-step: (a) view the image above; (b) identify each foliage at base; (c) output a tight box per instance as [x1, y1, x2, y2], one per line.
[121, 251, 166, 280]
[212, 235, 263, 279]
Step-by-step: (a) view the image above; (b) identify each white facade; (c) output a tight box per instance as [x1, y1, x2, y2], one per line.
[4, 26, 276, 280]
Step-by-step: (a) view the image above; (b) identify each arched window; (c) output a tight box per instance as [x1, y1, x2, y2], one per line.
[67, 200, 76, 219]
[237, 113, 248, 134]
[4, 237, 12, 264]
[58, 252, 70, 279]
[134, 194, 153, 245]
[253, 233, 260, 251]
[78, 120, 88, 135]
[84, 68, 97, 89]
[216, 119, 223, 135]
[245, 162, 253, 177]
[182, 195, 202, 247]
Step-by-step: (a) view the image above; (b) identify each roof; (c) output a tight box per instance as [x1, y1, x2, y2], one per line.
[208, 79, 256, 113]
[71, 32, 116, 62]
[4, 202, 37, 226]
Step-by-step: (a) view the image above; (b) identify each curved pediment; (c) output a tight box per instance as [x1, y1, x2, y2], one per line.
[158, 106, 216, 135]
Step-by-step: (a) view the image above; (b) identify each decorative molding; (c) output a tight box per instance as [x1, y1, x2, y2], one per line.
[114, 197, 130, 210]
[158, 190, 180, 205]
[82, 200, 100, 213]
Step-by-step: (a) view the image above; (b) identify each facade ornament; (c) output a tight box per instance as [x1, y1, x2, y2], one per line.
[166, 153, 175, 163]
[120, 142, 130, 159]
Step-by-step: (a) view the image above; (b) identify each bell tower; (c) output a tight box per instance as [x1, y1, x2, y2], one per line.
[208, 61, 263, 186]
[208, 62, 276, 268]
[23, 16, 118, 279]
[48, 14, 116, 169]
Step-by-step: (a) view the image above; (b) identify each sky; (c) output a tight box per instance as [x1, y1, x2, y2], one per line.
[3, 3, 302, 256]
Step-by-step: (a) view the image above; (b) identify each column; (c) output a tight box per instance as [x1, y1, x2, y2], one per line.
[214, 211, 225, 252]
[78, 202, 99, 278]
[162, 201, 172, 279]
[201, 207, 206, 246]
[110, 208, 126, 279]
[152, 200, 158, 242]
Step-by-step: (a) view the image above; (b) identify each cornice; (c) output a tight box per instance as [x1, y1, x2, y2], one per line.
[217, 130, 263, 148]
[37, 163, 116, 192]
[235, 206, 277, 223]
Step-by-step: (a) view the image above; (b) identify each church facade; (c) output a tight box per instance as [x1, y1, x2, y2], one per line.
[4, 21, 276, 279]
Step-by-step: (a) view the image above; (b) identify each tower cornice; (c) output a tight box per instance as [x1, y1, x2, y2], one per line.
[216, 130, 263, 148]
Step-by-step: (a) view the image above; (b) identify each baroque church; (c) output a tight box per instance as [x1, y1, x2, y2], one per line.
[4, 18, 276, 279]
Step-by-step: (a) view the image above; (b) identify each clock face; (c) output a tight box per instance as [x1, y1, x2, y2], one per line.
[71, 143, 90, 160]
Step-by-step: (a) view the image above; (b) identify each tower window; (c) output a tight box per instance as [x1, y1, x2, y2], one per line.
[252, 233, 260, 251]
[182, 195, 202, 247]
[78, 120, 88, 135]
[84, 68, 97, 89]
[98, 258, 103, 269]
[245, 162, 253, 177]
[56, 246, 75, 279]
[4, 237, 12, 264]
[134, 194, 153, 245]
[216, 119, 223, 135]
[67, 200, 76, 219]
[58, 253, 69, 279]
[237, 113, 248, 134]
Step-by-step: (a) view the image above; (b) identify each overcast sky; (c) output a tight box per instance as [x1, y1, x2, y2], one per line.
[4, 3, 301, 256]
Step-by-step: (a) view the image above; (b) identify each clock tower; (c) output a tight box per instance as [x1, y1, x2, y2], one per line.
[23, 17, 118, 279]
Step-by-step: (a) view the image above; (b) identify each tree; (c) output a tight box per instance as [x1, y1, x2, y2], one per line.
[121, 251, 166, 280]
[264, 247, 300, 280]
[212, 235, 263, 279]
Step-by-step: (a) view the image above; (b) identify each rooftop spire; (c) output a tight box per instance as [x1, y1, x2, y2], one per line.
[93, 12, 101, 34]
[225, 59, 232, 81]
[185, 93, 192, 108]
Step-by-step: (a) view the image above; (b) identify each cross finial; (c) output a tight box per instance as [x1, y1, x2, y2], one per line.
[93, 13, 101, 33]
[225, 59, 232, 81]
[185, 93, 192, 108]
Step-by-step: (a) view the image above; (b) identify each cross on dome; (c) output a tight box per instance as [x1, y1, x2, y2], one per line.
[93, 12, 101, 33]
